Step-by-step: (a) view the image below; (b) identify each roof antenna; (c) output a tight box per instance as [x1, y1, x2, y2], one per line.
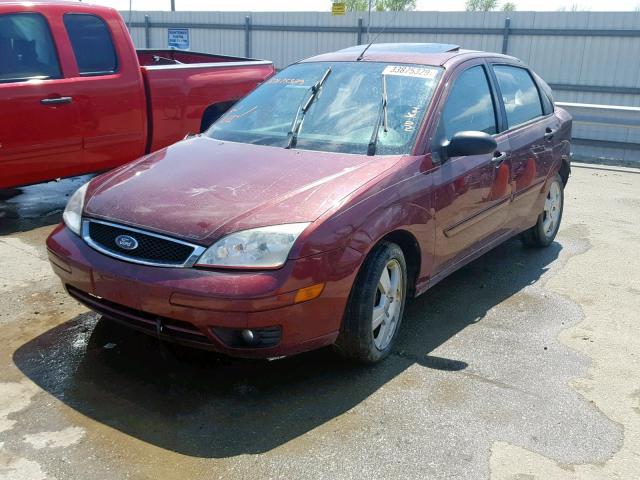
[356, 7, 403, 61]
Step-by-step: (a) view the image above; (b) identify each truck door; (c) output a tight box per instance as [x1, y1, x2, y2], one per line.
[0, 12, 82, 188]
[61, 12, 146, 172]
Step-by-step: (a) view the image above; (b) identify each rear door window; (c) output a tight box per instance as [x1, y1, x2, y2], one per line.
[440, 65, 497, 140]
[63, 14, 117, 76]
[493, 65, 544, 128]
[0, 13, 61, 83]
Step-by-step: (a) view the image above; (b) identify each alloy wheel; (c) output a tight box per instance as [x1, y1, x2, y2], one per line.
[542, 180, 562, 238]
[372, 259, 404, 350]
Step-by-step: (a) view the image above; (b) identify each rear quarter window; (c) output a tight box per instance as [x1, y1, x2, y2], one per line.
[493, 65, 544, 128]
[532, 70, 555, 115]
[63, 13, 117, 76]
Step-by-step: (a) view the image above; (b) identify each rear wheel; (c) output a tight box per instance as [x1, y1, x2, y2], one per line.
[521, 173, 564, 247]
[335, 242, 407, 363]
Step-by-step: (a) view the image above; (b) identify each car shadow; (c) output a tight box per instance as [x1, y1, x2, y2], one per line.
[13, 238, 561, 458]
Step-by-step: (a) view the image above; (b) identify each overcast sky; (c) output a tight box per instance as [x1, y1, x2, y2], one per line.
[92, 0, 640, 12]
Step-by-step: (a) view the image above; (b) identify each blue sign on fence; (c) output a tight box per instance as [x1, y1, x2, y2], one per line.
[168, 28, 190, 50]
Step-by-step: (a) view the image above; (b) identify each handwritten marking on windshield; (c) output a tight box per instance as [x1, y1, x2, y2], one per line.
[267, 78, 305, 85]
[221, 106, 257, 123]
[403, 106, 420, 132]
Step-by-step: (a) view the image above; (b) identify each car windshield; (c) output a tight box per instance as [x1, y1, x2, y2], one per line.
[206, 61, 443, 155]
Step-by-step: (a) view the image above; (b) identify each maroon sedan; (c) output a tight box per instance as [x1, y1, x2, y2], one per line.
[47, 43, 571, 363]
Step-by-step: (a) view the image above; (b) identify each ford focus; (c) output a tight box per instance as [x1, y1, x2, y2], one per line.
[47, 43, 571, 363]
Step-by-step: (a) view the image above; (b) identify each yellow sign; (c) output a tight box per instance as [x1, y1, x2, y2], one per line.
[332, 2, 346, 15]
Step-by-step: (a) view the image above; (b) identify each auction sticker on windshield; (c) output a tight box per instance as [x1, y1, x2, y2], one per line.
[382, 65, 439, 79]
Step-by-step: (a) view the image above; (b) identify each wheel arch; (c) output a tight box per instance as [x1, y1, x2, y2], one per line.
[380, 230, 421, 298]
[199, 100, 237, 132]
[559, 155, 571, 186]
[361, 229, 422, 299]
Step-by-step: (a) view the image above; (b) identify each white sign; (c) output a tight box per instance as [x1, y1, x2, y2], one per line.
[382, 65, 439, 79]
[168, 28, 190, 50]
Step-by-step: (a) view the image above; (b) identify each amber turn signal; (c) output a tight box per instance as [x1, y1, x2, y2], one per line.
[293, 283, 325, 304]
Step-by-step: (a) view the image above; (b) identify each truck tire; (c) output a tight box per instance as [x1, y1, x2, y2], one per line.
[521, 173, 564, 248]
[335, 241, 407, 363]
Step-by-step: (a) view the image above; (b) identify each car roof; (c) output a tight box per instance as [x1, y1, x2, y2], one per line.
[300, 43, 521, 68]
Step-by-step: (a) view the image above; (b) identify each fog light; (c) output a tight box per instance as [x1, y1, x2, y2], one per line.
[212, 326, 281, 348]
[241, 329, 256, 344]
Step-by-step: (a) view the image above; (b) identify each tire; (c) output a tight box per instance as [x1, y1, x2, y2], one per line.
[520, 173, 564, 248]
[335, 241, 408, 363]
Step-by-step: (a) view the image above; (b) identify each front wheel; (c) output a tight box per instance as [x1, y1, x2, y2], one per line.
[335, 242, 407, 363]
[520, 173, 564, 247]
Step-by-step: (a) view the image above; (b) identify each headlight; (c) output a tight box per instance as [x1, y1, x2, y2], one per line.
[62, 182, 89, 235]
[196, 223, 310, 268]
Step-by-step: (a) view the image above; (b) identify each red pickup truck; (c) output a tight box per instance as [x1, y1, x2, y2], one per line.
[0, 1, 275, 189]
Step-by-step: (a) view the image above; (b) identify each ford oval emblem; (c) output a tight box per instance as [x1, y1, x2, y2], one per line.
[115, 234, 139, 251]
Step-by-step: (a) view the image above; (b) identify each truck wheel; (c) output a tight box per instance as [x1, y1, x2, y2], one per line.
[521, 173, 564, 248]
[335, 241, 407, 363]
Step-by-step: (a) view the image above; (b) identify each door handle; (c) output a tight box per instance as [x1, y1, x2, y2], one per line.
[40, 96, 73, 105]
[491, 151, 508, 166]
[544, 127, 556, 140]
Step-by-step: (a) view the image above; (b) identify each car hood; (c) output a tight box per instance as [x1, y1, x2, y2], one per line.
[84, 137, 402, 244]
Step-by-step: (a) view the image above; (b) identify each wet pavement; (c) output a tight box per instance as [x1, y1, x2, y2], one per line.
[0, 176, 92, 236]
[0, 166, 639, 479]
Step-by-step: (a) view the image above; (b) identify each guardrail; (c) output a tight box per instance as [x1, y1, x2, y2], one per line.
[556, 102, 640, 164]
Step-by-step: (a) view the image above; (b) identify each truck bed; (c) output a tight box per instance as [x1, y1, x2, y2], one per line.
[136, 49, 274, 152]
[136, 49, 264, 67]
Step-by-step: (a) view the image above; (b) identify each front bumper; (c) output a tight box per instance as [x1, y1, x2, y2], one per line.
[47, 224, 363, 358]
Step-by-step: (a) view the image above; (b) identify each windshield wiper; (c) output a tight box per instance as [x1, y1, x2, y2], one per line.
[285, 66, 332, 149]
[367, 74, 388, 156]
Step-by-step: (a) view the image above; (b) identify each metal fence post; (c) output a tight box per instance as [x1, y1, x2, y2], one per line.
[357, 17, 363, 45]
[245, 16, 252, 58]
[144, 14, 151, 48]
[502, 17, 511, 54]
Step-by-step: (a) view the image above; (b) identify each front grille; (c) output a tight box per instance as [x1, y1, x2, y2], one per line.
[85, 220, 198, 266]
[67, 285, 213, 346]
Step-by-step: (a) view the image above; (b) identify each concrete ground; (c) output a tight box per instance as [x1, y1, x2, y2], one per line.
[0, 164, 638, 480]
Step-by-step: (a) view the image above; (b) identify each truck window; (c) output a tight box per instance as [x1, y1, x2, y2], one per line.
[63, 14, 117, 76]
[0, 13, 62, 83]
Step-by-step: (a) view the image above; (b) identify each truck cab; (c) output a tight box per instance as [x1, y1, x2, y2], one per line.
[0, 1, 274, 189]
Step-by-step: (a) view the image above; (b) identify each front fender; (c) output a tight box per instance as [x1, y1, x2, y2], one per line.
[296, 157, 436, 290]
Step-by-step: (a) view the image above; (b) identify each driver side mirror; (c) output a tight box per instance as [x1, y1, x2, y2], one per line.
[440, 131, 497, 161]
